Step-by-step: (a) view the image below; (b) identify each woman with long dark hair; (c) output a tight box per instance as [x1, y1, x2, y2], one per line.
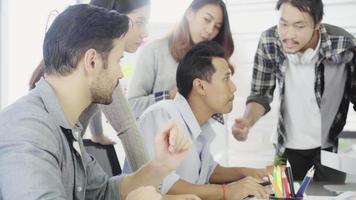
[128, 0, 234, 119]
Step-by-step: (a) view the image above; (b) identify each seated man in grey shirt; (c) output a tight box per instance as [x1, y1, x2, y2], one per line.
[0, 4, 199, 200]
[138, 41, 271, 200]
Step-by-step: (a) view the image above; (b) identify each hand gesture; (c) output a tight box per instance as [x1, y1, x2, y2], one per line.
[226, 176, 271, 200]
[241, 168, 269, 180]
[90, 134, 116, 145]
[154, 121, 192, 171]
[231, 118, 250, 141]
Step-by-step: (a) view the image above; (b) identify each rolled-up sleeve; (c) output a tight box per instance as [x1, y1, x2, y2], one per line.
[247, 30, 278, 114]
[206, 155, 218, 184]
[160, 172, 180, 194]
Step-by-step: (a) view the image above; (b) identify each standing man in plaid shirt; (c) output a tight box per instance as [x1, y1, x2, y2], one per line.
[231, 0, 356, 182]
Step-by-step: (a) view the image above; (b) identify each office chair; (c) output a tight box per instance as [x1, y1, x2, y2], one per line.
[83, 139, 122, 176]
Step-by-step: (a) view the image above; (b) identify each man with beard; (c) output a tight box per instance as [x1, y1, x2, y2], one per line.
[0, 4, 198, 200]
[232, 0, 356, 182]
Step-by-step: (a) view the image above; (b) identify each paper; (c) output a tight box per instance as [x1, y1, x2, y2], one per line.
[333, 192, 356, 200]
[321, 150, 356, 175]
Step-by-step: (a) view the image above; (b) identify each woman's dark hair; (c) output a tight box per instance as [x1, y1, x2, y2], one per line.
[276, 0, 324, 25]
[29, 61, 45, 90]
[168, 0, 234, 63]
[90, 0, 150, 14]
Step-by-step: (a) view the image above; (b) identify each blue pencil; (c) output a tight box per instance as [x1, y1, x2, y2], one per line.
[296, 166, 315, 197]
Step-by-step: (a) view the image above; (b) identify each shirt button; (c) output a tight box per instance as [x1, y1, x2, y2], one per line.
[77, 186, 82, 192]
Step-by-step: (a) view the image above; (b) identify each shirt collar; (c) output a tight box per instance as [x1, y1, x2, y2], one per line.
[33, 78, 74, 131]
[318, 24, 333, 59]
[309, 24, 356, 63]
[174, 93, 202, 139]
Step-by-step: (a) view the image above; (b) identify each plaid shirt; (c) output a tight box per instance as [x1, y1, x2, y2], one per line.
[247, 24, 356, 156]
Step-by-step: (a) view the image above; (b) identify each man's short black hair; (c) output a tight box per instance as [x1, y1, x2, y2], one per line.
[276, 0, 324, 25]
[43, 4, 129, 75]
[176, 41, 226, 98]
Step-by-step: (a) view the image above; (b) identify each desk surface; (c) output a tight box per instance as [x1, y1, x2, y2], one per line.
[247, 182, 354, 200]
[306, 181, 356, 198]
[306, 182, 336, 196]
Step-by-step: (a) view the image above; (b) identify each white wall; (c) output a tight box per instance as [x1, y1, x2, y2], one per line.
[0, 0, 6, 109]
[0, 0, 76, 109]
[0, 0, 2, 108]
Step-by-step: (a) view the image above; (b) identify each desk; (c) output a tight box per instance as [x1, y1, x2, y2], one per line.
[306, 182, 336, 196]
[305, 182, 356, 200]
[247, 182, 354, 199]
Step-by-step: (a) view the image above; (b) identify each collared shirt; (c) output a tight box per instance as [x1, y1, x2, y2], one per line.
[247, 23, 356, 156]
[137, 93, 218, 194]
[0, 78, 122, 200]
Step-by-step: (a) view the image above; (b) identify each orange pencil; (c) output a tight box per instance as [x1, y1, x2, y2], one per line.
[269, 174, 282, 197]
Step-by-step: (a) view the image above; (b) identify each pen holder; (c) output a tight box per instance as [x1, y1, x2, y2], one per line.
[269, 195, 303, 200]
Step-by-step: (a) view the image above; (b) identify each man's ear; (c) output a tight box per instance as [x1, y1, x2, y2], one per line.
[83, 49, 99, 74]
[192, 78, 206, 96]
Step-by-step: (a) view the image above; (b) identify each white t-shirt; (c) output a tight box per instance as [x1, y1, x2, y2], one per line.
[284, 39, 322, 149]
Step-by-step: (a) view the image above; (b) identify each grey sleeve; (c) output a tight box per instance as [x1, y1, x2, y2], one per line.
[78, 104, 101, 137]
[127, 44, 157, 118]
[0, 122, 67, 200]
[100, 87, 149, 171]
[246, 95, 272, 114]
[246, 33, 278, 114]
[89, 111, 104, 136]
